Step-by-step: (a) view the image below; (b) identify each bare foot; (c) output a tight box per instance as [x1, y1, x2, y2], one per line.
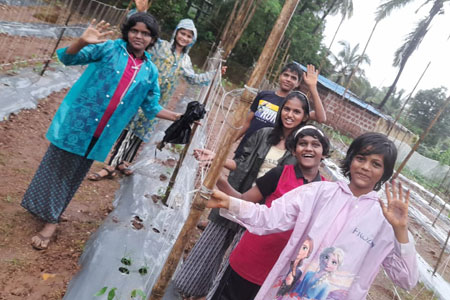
[31, 223, 57, 250]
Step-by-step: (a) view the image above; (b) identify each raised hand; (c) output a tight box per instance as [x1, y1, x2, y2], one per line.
[302, 64, 319, 89]
[80, 19, 114, 45]
[379, 180, 410, 243]
[134, 0, 149, 12]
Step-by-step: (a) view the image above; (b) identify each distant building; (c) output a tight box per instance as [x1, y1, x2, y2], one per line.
[296, 63, 416, 145]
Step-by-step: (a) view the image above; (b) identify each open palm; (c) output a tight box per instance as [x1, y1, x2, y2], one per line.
[302, 64, 319, 88]
[379, 181, 410, 229]
[81, 19, 113, 45]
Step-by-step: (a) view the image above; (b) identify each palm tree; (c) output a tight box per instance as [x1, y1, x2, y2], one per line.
[330, 40, 371, 86]
[377, 0, 446, 109]
[312, 0, 354, 34]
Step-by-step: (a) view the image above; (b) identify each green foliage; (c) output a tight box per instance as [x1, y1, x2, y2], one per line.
[107, 288, 117, 300]
[225, 0, 326, 71]
[148, 0, 188, 34]
[398, 166, 448, 196]
[329, 40, 371, 94]
[418, 141, 450, 166]
[131, 289, 146, 299]
[94, 287, 108, 297]
[404, 87, 450, 148]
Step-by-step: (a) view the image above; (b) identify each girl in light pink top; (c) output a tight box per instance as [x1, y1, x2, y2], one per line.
[208, 132, 418, 300]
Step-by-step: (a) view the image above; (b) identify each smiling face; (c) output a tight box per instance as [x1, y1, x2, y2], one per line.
[175, 28, 194, 50]
[128, 22, 154, 55]
[281, 97, 307, 130]
[294, 135, 323, 170]
[348, 153, 385, 196]
[278, 69, 300, 93]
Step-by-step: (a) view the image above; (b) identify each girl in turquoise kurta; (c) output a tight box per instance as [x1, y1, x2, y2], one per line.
[89, 0, 218, 180]
[21, 13, 182, 250]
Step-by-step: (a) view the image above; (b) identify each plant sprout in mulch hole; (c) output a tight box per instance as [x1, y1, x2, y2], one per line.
[138, 266, 148, 275]
[118, 256, 149, 276]
[131, 215, 144, 230]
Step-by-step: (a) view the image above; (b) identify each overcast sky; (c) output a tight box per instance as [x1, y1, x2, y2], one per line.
[322, 0, 450, 96]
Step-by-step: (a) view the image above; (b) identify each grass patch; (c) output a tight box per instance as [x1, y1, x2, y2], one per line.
[5, 258, 29, 268]
[3, 194, 17, 204]
[399, 166, 447, 195]
[13, 167, 33, 176]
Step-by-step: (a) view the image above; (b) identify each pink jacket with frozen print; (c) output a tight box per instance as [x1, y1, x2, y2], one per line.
[220, 180, 418, 300]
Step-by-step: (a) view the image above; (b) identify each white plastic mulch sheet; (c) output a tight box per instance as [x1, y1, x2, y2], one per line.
[63, 95, 206, 300]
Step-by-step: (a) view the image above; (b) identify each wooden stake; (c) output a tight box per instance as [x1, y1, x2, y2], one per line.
[148, 1, 300, 299]
[393, 96, 450, 179]
[431, 185, 450, 227]
[273, 39, 291, 82]
[341, 21, 378, 101]
[432, 229, 450, 276]
[333, 21, 378, 131]
[429, 168, 450, 206]
[162, 63, 222, 205]
[40, 11, 73, 76]
[386, 61, 430, 136]
[318, 14, 345, 73]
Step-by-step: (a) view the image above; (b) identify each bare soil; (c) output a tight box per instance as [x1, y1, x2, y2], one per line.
[0, 90, 119, 299]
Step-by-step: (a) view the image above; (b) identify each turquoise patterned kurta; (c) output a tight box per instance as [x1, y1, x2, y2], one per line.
[49, 39, 162, 161]
[126, 18, 214, 142]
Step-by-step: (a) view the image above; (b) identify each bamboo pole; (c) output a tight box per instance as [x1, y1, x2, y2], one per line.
[148, 1, 300, 299]
[393, 96, 450, 179]
[222, 0, 261, 59]
[162, 63, 222, 205]
[318, 14, 345, 73]
[429, 168, 450, 205]
[41, 11, 73, 76]
[267, 37, 286, 82]
[220, 0, 239, 44]
[431, 185, 450, 227]
[341, 21, 378, 101]
[333, 21, 378, 131]
[386, 61, 431, 136]
[273, 39, 292, 82]
[432, 229, 450, 276]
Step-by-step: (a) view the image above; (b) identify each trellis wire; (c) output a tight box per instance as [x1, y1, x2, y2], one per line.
[0, 0, 127, 72]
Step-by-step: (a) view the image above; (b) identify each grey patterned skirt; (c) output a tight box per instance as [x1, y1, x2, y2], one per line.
[173, 221, 236, 298]
[21, 143, 93, 224]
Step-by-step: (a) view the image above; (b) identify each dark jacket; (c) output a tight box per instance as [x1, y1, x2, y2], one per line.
[208, 127, 296, 231]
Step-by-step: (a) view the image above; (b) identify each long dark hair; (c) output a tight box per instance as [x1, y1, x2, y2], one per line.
[268, 91, 310, 146]
[340, 132, 397, 191]
[121, 12, 159, 50]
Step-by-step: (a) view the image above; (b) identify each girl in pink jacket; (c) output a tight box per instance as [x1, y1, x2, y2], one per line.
[208, 132, 418, 300]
